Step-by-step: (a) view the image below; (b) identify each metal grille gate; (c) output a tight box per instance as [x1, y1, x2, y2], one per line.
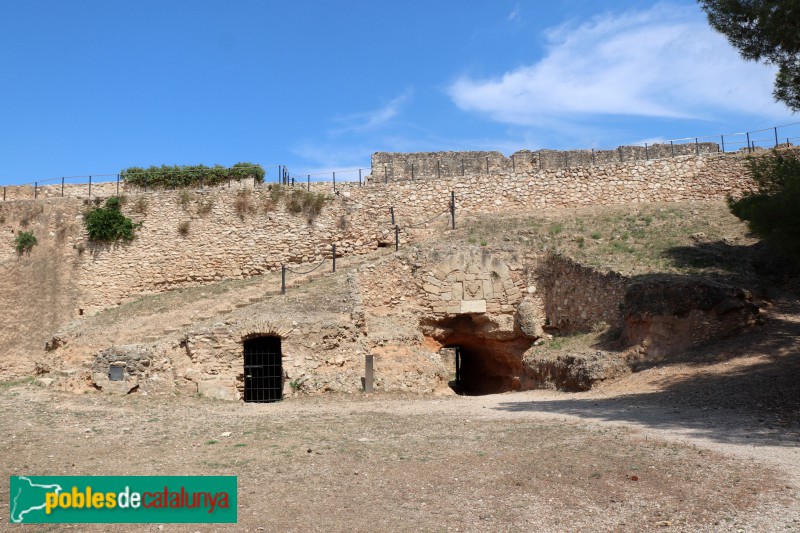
[243, 337, 283, 403]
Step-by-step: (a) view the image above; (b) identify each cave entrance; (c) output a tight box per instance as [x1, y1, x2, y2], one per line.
[446, 342, 523, 395]
[431, 315, 529, 395]
[243, 336, 283, 403]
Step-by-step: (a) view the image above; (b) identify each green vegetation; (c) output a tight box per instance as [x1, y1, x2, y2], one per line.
[728, 149, 800, 260]
[458, 201, 755, 278]
[234, 190, 255, 219]
[286, 190, 329, 220]
[84, 196, 139, 242]
[14, 231, 37, 253]
[699, 0, 800, 111]
[121, 162, 265, 189]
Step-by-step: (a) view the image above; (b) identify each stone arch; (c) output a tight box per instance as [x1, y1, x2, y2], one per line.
[236, 320, 294, 344]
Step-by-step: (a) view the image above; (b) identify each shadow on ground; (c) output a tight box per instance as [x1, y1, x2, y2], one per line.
[495, 298, 800, 448]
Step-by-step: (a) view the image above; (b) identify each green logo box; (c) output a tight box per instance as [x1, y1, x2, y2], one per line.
[9, 476, 237, 524]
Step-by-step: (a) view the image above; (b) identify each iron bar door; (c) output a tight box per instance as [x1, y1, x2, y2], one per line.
[244, 337, 282, 402]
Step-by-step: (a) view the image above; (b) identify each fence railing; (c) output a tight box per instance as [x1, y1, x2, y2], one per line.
[3, 120, 799, 199]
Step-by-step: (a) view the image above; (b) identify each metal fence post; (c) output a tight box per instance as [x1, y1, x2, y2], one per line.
[512, 154, 515, 173]
[281, 265, 286, 295]
[645, 143, 649, 160]
[277, 165, 282, 184]
[332, 244, 336, 272]
[34, 182, 37, 199]
[411, 162, 414, 180]
[358, 169, 362, 187]
[565, 151, 569, 168]
[671, 140, 675, 158]
[88, 176, 92, 197]
[437, 160, 441, 179]
[116, 174, 120, 195]
[461, 159, 464, 176]
[721, 135, 725, 153]
[695, 138, 699, 156]
[390, 206, 395, 225]
[395, 225, 399, 251]
[333, 171, 336, 193]
[450, 191, 455, 230]
[591, 148, 595, 165]
[618, 147, 622, 162]
[774, 127, 779, 148]
[61, 177, 65, 197]
[2, 187, 5, 201]
[307, 174, 311, 191]
[747, 132, 752, 153]
[384, 164, 387, 184]
[485, 157, 489, 174]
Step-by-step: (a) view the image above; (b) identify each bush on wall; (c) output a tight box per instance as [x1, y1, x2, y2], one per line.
[14, 231, 37, 254]
[121, 162, 265, 189]
[85, 197, 139, 242]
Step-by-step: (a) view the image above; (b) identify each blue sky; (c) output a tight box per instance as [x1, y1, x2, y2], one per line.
[0, 0, 796, 185]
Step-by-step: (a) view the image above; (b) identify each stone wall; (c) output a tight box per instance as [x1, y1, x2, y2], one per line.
[372, 143, 721, 181]
[536, 255, 628, 333]
[0, 149, 774, 319]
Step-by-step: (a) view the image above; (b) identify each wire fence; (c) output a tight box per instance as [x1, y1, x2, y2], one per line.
[2, 120, 799, 199]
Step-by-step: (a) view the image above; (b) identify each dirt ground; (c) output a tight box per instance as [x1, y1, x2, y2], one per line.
[2, 318, 799, 533]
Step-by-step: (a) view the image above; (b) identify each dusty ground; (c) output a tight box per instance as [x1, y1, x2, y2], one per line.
[2, 296, 799, 533]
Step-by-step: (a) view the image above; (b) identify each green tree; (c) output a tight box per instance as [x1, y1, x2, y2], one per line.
[698, 0, 800, 111]
[728, 150, 800, 260]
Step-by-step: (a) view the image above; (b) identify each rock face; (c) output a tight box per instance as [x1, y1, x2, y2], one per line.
[91, 345, 152, 394]
[524, 351, 630, 392]
[622, 277, 760, 357]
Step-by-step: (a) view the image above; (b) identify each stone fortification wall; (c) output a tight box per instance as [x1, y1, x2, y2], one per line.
[372, 143, 721, 181]
[1, 150, 766, 317]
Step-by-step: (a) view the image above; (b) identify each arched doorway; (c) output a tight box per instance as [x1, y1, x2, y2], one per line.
[243, 336, 283, 402]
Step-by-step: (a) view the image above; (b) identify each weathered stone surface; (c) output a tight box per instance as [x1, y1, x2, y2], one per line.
[461, 300, 486, 313]
[198, 380, 238, 401]
[516, 297, 544, 339]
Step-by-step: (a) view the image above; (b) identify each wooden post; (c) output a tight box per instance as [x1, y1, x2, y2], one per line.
[364, 354, 374, 393]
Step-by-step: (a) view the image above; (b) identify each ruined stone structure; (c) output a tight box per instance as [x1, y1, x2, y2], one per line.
[371, 143, 721, 181]
[1, 148, 782, 400]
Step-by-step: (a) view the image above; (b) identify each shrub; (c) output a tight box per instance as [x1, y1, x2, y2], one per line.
[196, 198, 214, 216]
[132, 197, 149, 215]
[14, 231, 37, 253]
[233, 190, 255, 220]
[178, 190, 192, 210]
[178, 221, 190, 237]
[286, 190, 330, 220]
[121, 162, 266, 189]
[729, 149, 800, 260]
[84, 196, 139, 242]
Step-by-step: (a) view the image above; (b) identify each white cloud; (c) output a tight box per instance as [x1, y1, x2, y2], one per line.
[331, 90, 413, 134]
[507, 3, 520, 22]
[448, 3, 788, 126]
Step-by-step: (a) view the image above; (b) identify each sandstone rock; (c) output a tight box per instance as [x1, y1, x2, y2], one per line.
[516, 297, 544, 339]
[198, 380, 237, 401]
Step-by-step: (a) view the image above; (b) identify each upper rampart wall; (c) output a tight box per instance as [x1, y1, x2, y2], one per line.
[371, 143, 721, 181]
